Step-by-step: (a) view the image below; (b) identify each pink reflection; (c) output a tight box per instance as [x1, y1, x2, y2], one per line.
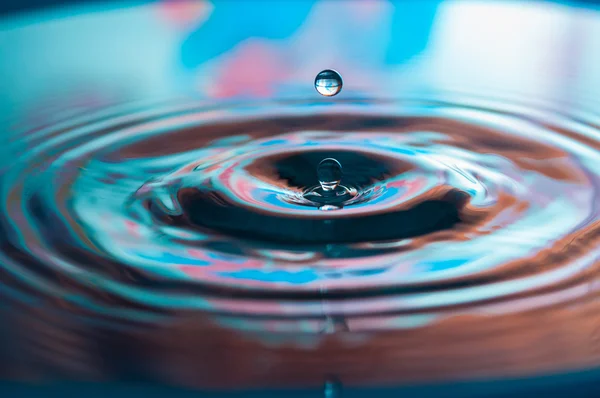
[206, 40, 291, 98]
[157, 0, 212, 28]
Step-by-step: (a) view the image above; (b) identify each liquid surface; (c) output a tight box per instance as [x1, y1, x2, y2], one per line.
[1, 0, 600, 395]
[1, 96, 600, 389]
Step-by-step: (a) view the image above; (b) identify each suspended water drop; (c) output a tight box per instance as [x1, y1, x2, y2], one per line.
[319, 204, 341, 211]
[315, 69, 343, 97]
[317, 158, 343, 191]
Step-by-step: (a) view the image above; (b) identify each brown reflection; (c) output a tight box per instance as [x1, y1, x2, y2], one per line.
[0, 288, 599, 389]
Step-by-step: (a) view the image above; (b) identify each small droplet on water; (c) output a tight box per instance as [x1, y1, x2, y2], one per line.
[317, 158, 343, 191]
[315, 69, 343, 97]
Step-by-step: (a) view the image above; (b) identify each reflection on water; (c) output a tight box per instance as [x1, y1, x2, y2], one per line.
[0, 1, 600, 397]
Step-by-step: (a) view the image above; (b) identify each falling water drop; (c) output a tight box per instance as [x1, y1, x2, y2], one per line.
[315, 69, 343, 97]
[317, 158, 343, 191]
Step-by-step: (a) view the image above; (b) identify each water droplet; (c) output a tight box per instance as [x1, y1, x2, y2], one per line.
[317, 158, 343, 191]
[319, 205, 341, 211]
[315, 69, 343, 97]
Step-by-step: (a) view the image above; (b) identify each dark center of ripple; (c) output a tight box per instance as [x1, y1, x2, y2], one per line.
[145, 147, 470, 244]
[176, 190, 466, 243]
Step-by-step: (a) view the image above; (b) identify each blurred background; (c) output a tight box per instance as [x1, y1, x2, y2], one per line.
[2, 0, 600, 134]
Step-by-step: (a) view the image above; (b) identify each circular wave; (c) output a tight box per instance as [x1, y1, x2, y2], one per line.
[1, 97, 599, 387]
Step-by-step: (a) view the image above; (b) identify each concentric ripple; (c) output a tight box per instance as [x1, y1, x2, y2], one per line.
[2, 98, 600, 310]
[1, 97, 600, 386]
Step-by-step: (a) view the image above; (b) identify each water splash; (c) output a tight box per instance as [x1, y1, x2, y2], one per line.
[317, 158, 343, 191]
